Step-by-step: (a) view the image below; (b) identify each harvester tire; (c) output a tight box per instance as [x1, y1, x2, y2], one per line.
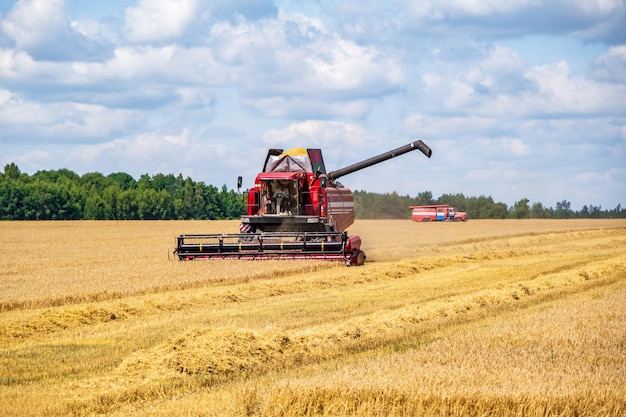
[347, 250, 366, 266]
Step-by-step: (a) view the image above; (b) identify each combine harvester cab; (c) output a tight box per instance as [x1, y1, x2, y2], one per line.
[176, 140, 432, 265]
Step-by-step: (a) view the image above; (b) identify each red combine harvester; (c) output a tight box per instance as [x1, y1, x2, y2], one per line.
[410, 204, 468, 222]
[175, 140, 432, 265]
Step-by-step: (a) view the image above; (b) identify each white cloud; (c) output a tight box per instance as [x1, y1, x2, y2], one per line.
[0, 89, 11, 104]
[499, 138, 529, 156]
[0, 0, 106, 61]
[263, 120, 375, 148]
[592, 45, 626, 83]
[422, 73, 441, 88]
[423, 50, 626, 119]
[305, 39, 404, 91]
[2, 149, 50, 173]
[1, 0, 67, 51]
[241, 96, 373, 119]
[0, 90, 56, 126]
[123, 130, 190, 159]
[402, 0, 542, 18]
[0, 91, 138, 141]
[67, 140, 119, 165]
[47, 103, 138, 139]
[62, 128, 233, 177]
[261, 120, 390, 166]
[388, 0, 626, 43]
[480, 45, 523, 74]
[208, 12, 405, 104]
[404, 114, 500, 141]
[3, 9, 403, 115]
[0, 48, 64, 82]
[520, 60, 626, 115]
[124, 0, 200, 43]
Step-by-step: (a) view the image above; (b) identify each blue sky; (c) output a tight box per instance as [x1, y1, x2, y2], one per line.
[1, 0, 625, 210]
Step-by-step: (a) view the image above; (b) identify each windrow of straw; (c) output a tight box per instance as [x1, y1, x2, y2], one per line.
[106, 276, 625, 417]
[60, 252, 625, 416]
[257, 280, 626, 417]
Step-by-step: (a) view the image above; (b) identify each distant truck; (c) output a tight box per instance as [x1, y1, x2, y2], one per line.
[410, 204, 468, 222]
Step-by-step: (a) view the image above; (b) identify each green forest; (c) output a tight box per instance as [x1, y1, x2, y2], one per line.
[0, 163, 243, 221]
[353, 190, 625, 219]
[1, 163, 624, 220]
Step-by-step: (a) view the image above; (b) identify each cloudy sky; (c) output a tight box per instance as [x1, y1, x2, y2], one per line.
[1, 0, 625, 210]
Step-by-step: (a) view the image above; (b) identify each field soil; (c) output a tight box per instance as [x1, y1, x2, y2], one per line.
[1, 219, 625, 416]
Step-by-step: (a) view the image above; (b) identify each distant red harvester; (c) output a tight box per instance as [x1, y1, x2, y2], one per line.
[175, 140, 432, 265]
[410, 204, 468, 222]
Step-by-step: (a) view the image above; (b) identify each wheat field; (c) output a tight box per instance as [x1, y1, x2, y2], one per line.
[1, 219, 625, 416]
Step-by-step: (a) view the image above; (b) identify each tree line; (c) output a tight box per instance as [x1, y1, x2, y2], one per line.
[1, 163, 623, 220]
[0, 163, 244, 220]
[353, 190, 626, 219]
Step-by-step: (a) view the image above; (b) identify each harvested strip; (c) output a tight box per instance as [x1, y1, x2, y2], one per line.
[63, 254, 625, 415]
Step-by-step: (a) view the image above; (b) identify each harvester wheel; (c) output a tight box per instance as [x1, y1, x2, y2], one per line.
[347, 250, 366, 266]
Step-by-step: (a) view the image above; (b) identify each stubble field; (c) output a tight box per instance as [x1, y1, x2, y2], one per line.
[1, 219, 625, 416]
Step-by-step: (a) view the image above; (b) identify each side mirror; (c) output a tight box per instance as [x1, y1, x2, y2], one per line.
[320, 176, 327, 188]
[237, 176, 243, 192]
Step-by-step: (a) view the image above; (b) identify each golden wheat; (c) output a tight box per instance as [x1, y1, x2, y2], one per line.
[0, 219, 625, 416]
[1, 219, 621, 310]
[258, 279, 626, 417]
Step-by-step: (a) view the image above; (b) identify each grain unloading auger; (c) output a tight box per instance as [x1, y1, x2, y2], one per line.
[175, 140, 432, 265]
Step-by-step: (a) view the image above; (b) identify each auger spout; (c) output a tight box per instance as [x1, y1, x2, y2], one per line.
[327, 140, 432, 181]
